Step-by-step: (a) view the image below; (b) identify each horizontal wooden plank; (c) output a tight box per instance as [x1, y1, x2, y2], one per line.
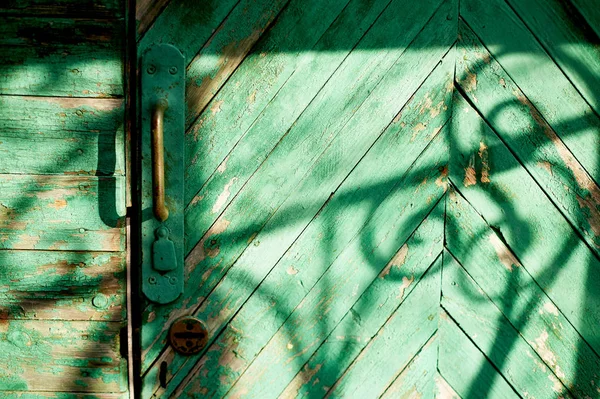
[447, 190, 600, 397]
[280, 208, 443, 398]
[0, 393, 128, 399]
[325, 261, 441, 398]
[442, 253, 573, 398]
[0, 18, 123, 97]
[0, 320, 126, 392]
[449, 91, 600, 356]
[0, 96, 125, 175]
[142, 9, 454, 393]
[0, 174, 125, 251]
[438, 310, 519, 399]
[0, 0, 123, 18]
[0, 250, 125, 321]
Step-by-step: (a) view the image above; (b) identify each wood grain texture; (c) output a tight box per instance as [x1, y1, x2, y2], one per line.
[0, 0, 123, 18]
[0, 251, 125, 321]
[0, 320, 127, 392]
[442, 253, 573, 398]
[438, 310, 520, 399]
[456, 23, 600, 257]
[0, 96, 125, 175]
[461, 0, 600, 183]
[0, 174, 125, 251]
[135, 0, 170, 38]
[449, 91, 600, 356]
[182, 0, 355, 205]
[0, 393, 128, 399]
[0, 18, 123, 97]
[447, 190, 600, 397]
[141, 1, 454, 392]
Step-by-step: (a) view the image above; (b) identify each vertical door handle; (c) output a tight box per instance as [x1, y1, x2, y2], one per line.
[152, 99, 169, 222]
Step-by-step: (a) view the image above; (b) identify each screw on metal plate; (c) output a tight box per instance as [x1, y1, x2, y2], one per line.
[169, 316, 209, 355]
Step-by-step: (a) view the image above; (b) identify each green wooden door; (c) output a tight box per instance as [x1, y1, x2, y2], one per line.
[137, 0, 600, 397]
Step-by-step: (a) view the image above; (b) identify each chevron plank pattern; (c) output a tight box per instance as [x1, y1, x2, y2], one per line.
[136, 0, 600, 397]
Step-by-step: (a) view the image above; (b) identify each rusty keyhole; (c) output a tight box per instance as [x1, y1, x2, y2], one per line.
[169, 316, 208, 355]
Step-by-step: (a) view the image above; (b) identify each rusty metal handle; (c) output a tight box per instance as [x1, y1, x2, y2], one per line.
[152, 99, 169, 221]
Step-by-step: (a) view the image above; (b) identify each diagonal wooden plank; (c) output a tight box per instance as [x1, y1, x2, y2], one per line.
[145, 55, 452, 397]
[461, 0, 600, 184]
[183, 0, 397, 237]
[281, 210, 443, 397]
[221, 128, 448, 398]
[379, 336, 439, 399]
[183, 0, 290, 126]
[434, 373, 462, 399]
[456, 22, 600, 258]
[141, 0, 454, 384]
[182, 0, 356, 205]
[135, 0, 171, 39]
[438, 309, 519, 399]
[442, 252, 573, 398]
[504, 0, 600, 116]
[324, 259, 441, 398]
[137, 0, 240, 64]
[447, 189, 600, 397]
[570, 0, 600, 40]
[449, 90, 600, 356]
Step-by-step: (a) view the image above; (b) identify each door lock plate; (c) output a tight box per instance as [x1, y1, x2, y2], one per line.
[141, 44, 185, 304]
[169, 316, 208, 355]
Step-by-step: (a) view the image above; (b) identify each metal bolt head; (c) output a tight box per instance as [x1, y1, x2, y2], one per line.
[147, 65, 156, 74]
[169, 276, 178, 285]
[92, 293, 109, 309]
[149, 276, 157, 285]
[169, 66, 178, 75]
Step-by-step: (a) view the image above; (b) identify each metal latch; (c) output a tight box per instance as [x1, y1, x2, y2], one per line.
[141, 44, 185, 304]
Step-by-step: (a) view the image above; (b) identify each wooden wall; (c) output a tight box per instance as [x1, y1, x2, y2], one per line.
[0, 1, 129, 396]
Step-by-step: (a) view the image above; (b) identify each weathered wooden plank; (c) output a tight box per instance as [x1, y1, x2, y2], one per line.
[0, 174, 125, 251]
[184, 0, 441, 252]
[570, 0, 600, 39]
[136, 0, 170, 38]
[449, 92, 600, 355]
[0, 250, 125, 321]
[504, 0, 600, 115]
[0, 0, 123, 18]
[137, 0, 240, 63]
[438, 311, 519, 399]
[442, 253, 573, 398]
[280, 208, 443, 398]
[182, 0, 384, 206]
[457, 24, 600, 258]
[168, 73, 450, 398]
[0, 393, 128, 399]
[142, 7, 454, 393]
[0, 96, 125, 175]
[448, 189, 600, 397]
[0, 18, 123, 97]
[379, 336, 438, 399]
[184, 0, 289, 126]
[221, 131, 448, 398]
[0, 320, 126, 392]
[461, 0, 600, 183]
[324, 261, 441, 398]
[434, 374, 461, 399]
